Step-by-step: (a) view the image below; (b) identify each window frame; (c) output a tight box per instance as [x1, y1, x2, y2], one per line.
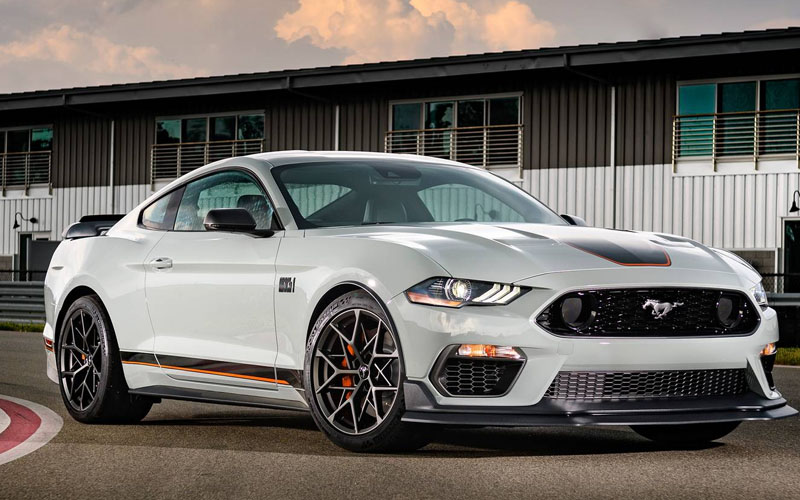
[138, 166, 283, 232]
[676, 74, 800, 116]
[153, 110, 266, 144]
[0, 124, 54, 153]
[388, 92, 522, 131]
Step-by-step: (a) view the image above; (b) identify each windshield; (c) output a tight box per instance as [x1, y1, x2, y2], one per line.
[272, 159, 566, 229]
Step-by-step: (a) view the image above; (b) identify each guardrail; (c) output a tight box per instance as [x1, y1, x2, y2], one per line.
[0, 150, 51, 194]
[672, 108, 800, 171]
[385, 124, 523, 169]
[0, 281, 45, 323]
[150, 139, 265, 184]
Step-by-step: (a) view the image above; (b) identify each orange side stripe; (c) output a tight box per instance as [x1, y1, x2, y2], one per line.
[121, 360, 289, 385]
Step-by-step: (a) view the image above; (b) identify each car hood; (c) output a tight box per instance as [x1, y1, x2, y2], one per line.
[316, 223, 759, 285]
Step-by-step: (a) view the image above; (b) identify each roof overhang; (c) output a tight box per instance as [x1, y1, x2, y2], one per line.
[2, 29, 800, 111]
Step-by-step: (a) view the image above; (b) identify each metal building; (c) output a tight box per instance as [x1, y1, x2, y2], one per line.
[1, 28, 800, 288]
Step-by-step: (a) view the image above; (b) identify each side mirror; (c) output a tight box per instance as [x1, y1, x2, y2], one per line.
[204, 208, 257, 232]
[560, 214, 588, 226]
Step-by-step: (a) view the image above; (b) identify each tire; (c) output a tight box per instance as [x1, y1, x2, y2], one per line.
[630, 421, 741, 445]
[56, 295, 153, 423]
[304, 290, 431, 453]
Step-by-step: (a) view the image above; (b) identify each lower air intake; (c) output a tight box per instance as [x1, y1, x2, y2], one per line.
[436, 357, 523, 397]
[544, 369, 747, 401]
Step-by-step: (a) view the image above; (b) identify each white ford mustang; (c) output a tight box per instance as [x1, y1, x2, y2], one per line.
[43, 151, 796, 452]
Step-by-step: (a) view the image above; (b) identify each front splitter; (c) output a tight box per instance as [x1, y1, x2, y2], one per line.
[401, 381, 798, 427]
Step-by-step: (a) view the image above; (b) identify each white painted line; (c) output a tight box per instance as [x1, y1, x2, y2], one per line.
[0, 408, 9, 435]
[0, 395, 63, 466]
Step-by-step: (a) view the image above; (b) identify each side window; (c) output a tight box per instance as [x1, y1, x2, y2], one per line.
[417, 183, 525, 223]
[174, 170, 276, 231]
[140, 189, 182, 230]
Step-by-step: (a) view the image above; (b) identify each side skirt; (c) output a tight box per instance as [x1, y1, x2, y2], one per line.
[129, 385, 310, 412]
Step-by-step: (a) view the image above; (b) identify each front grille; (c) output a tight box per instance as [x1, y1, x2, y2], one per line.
[435, 357, 524, 396]
[537, 288, 760, 337]
[544, 369, 748, 401]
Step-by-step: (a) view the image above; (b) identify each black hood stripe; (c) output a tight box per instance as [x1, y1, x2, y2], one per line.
[561, 237, 671, 266]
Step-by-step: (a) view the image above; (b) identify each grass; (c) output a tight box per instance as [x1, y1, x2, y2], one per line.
[0, 321, 44, 333]
[777, 347, 800, 366]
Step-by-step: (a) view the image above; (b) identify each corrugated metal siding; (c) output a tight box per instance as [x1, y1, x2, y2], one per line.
[526, 77, 610, 169]
[527, 165, 799, 251]
[526, 165, 615, 228]
[52, 111, 111, 188]
[114, 113, 154, 187]
[615, 73, 675, 167]
[266, 98, 336, 151]
[0, 184, 155, 255]
[339, 96, 389, 152]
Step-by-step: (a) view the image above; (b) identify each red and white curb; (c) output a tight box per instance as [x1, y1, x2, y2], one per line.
[0, 395, 62, 466]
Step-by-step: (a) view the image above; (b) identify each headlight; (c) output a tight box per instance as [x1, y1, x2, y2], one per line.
[405, 277, 528, 308]
[750, 281, 768, 308]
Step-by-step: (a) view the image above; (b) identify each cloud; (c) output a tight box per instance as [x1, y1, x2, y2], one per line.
[274, 0, 556, 63]
[0, 24, 200, 89]
[750, 18, 800, 30]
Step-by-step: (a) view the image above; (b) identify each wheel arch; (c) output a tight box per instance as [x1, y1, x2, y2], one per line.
[306, 281, 400, 345]
[54, 285, 103, 344]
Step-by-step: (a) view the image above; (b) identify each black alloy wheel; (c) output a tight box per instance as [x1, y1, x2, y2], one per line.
[304, 290, 430, 452]
[56, 295, 153, 423]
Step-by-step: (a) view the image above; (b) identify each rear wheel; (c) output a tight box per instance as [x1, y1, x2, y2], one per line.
[57, 295, 153, 423]
[631, 421, 740, 445]
[304, 290, 430, 452]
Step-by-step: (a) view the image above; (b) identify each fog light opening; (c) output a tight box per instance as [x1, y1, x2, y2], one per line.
[559, 293, 596, 331]
[761, 342, 777, 356]
[715, 294, 743, 329]
[457, 344, 522, 360]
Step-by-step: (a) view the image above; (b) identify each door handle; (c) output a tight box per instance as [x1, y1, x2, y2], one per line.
[149, 257, 173, 270]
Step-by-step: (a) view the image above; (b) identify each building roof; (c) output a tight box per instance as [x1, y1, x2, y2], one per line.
[2, 27, 800, 111]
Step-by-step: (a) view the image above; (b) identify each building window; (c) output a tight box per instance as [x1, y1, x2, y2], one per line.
[0, 126, 53, 190]
[152, 113, 265, 183]
[674, 78, 800, 168]
[386, 95, 522, 169]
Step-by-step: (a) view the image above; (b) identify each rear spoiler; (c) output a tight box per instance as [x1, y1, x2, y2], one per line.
[63, 214, 125, 240]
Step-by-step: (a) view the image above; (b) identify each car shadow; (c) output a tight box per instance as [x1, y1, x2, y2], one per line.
[121, 406, 722, 457]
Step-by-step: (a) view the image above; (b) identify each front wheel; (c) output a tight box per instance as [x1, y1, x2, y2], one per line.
[56, 295, 153, 423]
[630, 421, 740, 445]
[304, 290, 430, 452]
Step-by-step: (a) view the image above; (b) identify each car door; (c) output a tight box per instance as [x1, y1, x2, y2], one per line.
[145, 169, 283, 389]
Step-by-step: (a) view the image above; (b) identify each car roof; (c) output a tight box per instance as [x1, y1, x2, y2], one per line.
[246, 150, 479, 169]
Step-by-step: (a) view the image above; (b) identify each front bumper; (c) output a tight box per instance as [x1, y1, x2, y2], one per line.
[388, 268, 795, 422]
[402, 380, 797, 426]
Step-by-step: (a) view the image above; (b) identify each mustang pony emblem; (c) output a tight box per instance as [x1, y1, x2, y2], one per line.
[642, 299, 684, 319]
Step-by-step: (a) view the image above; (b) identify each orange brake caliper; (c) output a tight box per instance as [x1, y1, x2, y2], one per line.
[341, 344, 356, 399]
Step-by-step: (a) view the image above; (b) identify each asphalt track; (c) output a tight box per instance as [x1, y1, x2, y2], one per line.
[1, 330, 799, 500]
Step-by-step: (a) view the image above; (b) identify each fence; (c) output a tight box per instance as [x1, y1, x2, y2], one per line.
[385, 124, 523, 169]
[672, 108, 800, 171]
[0, 281, 45, 323]
[150, 139, 265, 184]
[0, 150, 51, 193]
[761, 273, 800, 294]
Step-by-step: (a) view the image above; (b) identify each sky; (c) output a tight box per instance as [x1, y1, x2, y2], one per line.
[0, 0, 798, 94]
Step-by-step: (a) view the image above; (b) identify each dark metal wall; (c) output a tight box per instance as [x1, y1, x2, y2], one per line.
[13, 58, 799, 187]
[53, 111, 112, 188]
[615, 73, 675, 167]
[525, 76, 611, 169]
